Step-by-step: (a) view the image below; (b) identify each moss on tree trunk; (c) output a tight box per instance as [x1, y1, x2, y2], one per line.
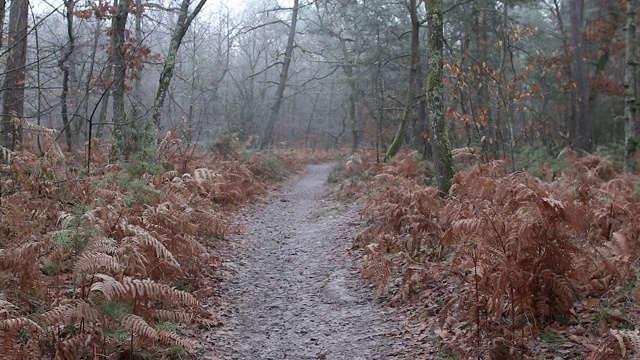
[425, 0, 454, 194]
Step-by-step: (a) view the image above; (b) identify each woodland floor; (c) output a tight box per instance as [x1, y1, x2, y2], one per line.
[202, 164, 413, 360]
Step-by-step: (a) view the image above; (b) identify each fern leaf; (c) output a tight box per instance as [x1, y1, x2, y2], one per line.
[0, 145, 14, 162]
[73, 252, 121, 275]
[121, 225, 180, 269]
[54, 332, 99, 360]
[156, 329, 200, 350]
[90, 274, 128, 300]
[123, 314, 158, 340]
[0, 317, 43, 333]
[0, 299, 19, 317]
[152, 310, 193, 323]
[40, 300, 99, 327]
[91, 275, 199, 307]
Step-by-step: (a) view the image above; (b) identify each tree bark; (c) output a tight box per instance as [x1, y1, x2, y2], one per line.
[385, 0, 419, 161]
[59, 0, 76, 150]
[260, 0, 299, 150]
[0, 0, 6, 51]
[1, 0, 29, 150]
[425, 0, 454, 194]
[151, 0, 208, 132]
[569, 0, 591, 152]
[334, 36, 358, 153]
[111, 0, 131, 159]
[624, 0, 638, 174]
[415, 48, 429, 155]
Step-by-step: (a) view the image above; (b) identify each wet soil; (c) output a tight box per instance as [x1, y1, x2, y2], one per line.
[204, 164, 405, 360]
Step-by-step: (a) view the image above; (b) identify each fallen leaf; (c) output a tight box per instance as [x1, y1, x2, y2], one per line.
[584, 298, 599, 309]
[434, 329, 453, 339]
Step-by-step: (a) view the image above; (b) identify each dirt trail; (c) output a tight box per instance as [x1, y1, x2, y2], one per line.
[205, 164, 404, 360]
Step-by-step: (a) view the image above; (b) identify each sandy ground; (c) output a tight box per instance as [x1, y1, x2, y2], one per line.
[203, 164, 407, 360]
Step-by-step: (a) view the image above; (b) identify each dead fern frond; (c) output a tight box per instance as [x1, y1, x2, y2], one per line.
[91, 274, 199, 307]
[0, 242, 44, 289]
[152, 310, 193, 324]
[0, 299, 20, 318]
[0, 317, 43, 333]
[121, 224, 180, 269]
[540, 269, 576, 314]
[123, 314, 157, 340]
[54, 331, 102, 360]
[13, 117, 59, 135]
[40, 300, 100, 327]
[156, 329, 200, 350]
[73, 252, 121, 275]
[0, 145, 15, 162]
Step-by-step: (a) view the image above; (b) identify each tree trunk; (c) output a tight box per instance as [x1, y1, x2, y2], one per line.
[334, 37, 358, 153]
[78, 20, 101, 141]
[260, 0, 299, 150]
[425, 0, 454, 194]
[1, 0, 29, 150]
[569, 0, 591, 152]
[111, 0, 131, 159]
[415, 48, 430, 156]
[305, 94, 320, 148]
[96, 17, 112, 139]
[348, 82, 358, 153]
[0, 0, 6, 51]
[624, 0, 638, 174]
[151, 0, 208, 133]
[385, 0, 419, 161]
[59, 0, 76, 151]
[134, 0, 143, 97]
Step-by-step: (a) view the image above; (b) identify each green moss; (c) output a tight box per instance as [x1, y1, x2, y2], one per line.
[99, 301, 131, 319]
[427, 54, 442, 91]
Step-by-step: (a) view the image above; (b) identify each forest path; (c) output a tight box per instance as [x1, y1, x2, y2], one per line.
[204, 164, 404, 360]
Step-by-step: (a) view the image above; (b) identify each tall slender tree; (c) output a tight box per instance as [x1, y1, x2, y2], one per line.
[385, 0, 419, 161]
[569, 0, 591, 152]
[111, 0, 131, 159]
[151, 0, 209, 132]
[425, 0, 453, 194]
[260, 0, 299, 150]
[59, 0, 76, 150]
[624, 0, 637, 174]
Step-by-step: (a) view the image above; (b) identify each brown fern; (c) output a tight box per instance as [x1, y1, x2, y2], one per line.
[91, 274, 199, 307]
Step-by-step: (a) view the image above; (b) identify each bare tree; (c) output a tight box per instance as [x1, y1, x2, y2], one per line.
[385, 0, 419, 161]
[260, 0, 299, 150]
[151, 0, 209, 133]
[59, 0, 76, 150]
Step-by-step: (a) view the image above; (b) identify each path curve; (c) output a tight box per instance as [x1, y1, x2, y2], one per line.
[205, 164, 402, 359]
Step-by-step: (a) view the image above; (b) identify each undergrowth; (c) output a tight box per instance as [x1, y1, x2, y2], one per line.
[0, 123, 335, 358]
[336, 148, 640, 359]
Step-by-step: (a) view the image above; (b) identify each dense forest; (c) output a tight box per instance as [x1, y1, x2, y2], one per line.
[1, 0, 638, 170]
[1, 0, 640, 358]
